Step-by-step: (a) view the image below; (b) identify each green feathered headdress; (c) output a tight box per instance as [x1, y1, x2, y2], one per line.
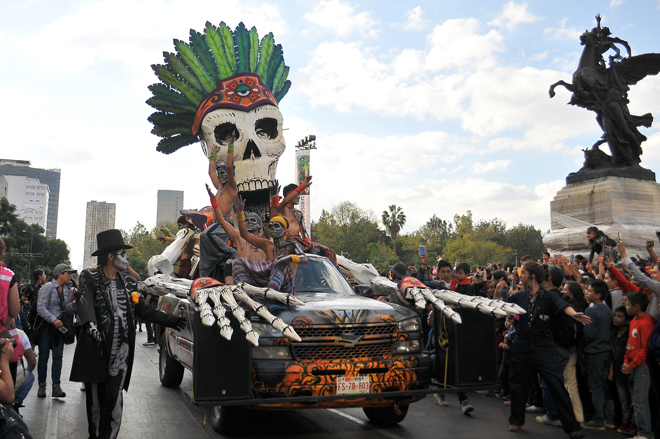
[147, 22, 291, 154]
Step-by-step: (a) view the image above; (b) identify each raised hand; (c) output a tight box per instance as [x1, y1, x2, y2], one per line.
[303, 175, 313, 187]
[206, 183, 216, 199]
[233, 194, 245, 213]
[269, 179, 281, 197]
[617, 241, 628, 258]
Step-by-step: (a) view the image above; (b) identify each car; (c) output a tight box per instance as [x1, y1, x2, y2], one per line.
[150, 254, 433, 434]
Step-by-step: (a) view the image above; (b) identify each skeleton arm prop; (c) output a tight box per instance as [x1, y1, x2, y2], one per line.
[370, 277, 525, 321]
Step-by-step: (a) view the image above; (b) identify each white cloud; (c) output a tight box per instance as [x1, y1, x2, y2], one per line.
[471, 159, 512, 174]
[489, 1, 539, 30]
[13, 0, 286, 74]
[402, 6, 429, 31]
[609, 0, 624, 7]
[544, 18, 581, 41]
[304, 0, 378, 37]
[530, 50, 548, 61]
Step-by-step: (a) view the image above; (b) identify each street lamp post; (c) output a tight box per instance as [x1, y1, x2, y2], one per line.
[294, 135, 317, 239]
[22, 229, 36, 278]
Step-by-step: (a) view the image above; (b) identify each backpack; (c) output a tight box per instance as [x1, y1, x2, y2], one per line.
[551, 292, 584, 347]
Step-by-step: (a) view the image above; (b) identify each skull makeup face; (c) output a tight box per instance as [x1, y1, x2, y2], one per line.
[215, 164, 229, 185]
[201, 105, 285, 194]
[268, 221, 286, 239]
[245, 212, 263, 234]
[113, 249, 129, 271]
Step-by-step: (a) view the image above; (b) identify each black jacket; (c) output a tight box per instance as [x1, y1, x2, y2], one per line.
[69, 266, 179, 390]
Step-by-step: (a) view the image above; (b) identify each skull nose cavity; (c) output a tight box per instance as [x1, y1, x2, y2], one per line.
[243, 140, 262, 160]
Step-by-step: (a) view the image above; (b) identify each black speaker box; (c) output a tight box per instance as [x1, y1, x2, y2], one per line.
[434, 307, 498, 387]
[193, 312, 252, 402]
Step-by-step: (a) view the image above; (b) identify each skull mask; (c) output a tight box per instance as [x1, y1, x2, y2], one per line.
[268, 220, 286, 239]
[201, 104, 285, 213]
[245, 212, 263, 234]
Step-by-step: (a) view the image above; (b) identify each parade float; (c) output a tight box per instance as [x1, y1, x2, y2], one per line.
[140, 21, 524, 434]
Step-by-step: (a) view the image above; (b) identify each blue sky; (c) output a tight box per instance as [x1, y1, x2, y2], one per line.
[1, 0, 660, 268]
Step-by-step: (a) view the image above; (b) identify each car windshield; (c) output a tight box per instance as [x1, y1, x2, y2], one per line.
[294, 256, 354, 295]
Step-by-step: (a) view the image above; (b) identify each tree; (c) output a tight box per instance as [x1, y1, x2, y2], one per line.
[381, 205, 406, 256]
[418, 214, 455, 258]
[504, 223, 546, 262]
[120, 222, 173, 280]
[312, 202, 385, 263]
[0, 197, 70, 280]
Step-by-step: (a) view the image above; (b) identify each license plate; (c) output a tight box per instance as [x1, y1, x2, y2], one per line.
[336, 376, 370, 395]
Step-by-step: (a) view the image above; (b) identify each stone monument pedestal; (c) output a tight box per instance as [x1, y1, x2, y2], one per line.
[543, 176, 660, 257]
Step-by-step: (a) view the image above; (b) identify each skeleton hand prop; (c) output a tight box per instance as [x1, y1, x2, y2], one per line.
[231, 286, 301, 342]
[219, 287, 259, 346]
[208, 290, 233, 340]
[235, 282, 304, 306]
[412, 287, 461, 324]
[84, 322, 104, 348]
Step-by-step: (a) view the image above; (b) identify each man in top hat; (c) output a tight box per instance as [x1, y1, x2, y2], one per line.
[70, 229, 186, 439]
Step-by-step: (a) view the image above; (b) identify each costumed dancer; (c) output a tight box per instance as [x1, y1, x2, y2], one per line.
[198, 131, 239, 279]
[272, 177, 337, 265]
[205, 184, 266, 284]
[232, 195, 307, 308]
[70, 229, 186, 439]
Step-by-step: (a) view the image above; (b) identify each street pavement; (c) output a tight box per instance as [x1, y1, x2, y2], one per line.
[21, 330, 623, 438]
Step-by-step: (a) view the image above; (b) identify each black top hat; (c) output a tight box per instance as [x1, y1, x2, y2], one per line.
[91, 229, 133, 256]
[391, 261, 408, 279]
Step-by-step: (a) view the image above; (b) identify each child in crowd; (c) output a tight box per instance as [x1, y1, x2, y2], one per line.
[582, 280, 615, 430]
[609, 306, 636, 435]
[497, 315, 517, 402]
[623, 292, 657, 439]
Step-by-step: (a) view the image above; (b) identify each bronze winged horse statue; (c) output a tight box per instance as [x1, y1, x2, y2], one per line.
[549, 15, 660, 167]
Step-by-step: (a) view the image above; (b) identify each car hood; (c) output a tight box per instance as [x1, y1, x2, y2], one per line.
[273, 293, 418, 326]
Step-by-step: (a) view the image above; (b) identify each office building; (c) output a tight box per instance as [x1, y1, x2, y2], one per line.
[83, 201, 116, 269]
[156, 190, 184, 226]
[0, 159, 61, 239]
[3, 175, 50, 231]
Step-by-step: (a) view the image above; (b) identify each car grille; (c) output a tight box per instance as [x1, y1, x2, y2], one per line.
[292, 324, 397, 361]
[293, 342, 395, 361]
[295, 323, 396, 338]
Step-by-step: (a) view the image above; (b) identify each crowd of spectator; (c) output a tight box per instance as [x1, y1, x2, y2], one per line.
[380, 228, 660, 439]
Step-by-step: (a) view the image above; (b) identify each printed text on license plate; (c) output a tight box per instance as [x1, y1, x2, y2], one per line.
[336, 376, 370, 395]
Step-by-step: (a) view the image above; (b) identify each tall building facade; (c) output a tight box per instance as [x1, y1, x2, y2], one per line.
[3, 176, 50, 231]
[83, 201, 116, 269]
[156, 190, 184, 226]
[0, 159, 61, 239]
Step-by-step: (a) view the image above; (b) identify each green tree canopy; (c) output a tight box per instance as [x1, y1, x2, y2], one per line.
[382, 205, 406, 256]
[0, 197, 70, 281]
[120, 221, 175, 280]
[311, 201, 385, 263]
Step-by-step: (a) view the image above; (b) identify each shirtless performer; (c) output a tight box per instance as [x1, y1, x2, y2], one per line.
[271, 176, 337, 265]
[198, 131, 239, 278]
[232, 195, 307, 308]
[205, 184, 266, 284]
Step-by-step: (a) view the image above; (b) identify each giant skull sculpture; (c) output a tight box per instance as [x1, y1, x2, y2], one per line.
[147, 21, 292, 220]
[200, 104, 285, 216]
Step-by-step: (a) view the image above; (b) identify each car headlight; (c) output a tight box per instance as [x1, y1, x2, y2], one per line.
[398, 318, 421, 333]
[252, 322, 284, 337]
[395, 340, 421, 354]
[252, 346, 292, 360]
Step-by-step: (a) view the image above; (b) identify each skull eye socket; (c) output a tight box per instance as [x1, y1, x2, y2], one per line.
[214, 122, 238, 145]
[255, 117, 278, 140]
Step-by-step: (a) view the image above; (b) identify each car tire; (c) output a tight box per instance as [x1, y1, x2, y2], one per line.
[210, 405, 243, 434]
[363, 404, 409, 425]
[159, 338, 184, 388]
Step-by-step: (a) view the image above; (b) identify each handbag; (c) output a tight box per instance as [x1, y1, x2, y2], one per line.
[56, 287, 76, 345]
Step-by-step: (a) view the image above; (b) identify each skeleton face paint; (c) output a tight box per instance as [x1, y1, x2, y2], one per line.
[113, 249, 129, 271]
[268, 221, 285, 239]
[245, 213, 262, 234]
[216, 166, 228, 184]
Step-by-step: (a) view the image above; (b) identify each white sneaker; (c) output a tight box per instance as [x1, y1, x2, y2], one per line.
[535, 414, 561, 427]
[460, 399, 474, 415]
[434, 393, 448, 407]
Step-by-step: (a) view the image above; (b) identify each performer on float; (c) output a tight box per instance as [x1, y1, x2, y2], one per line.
[232, 195, 306, 308]
[205, 184, 266, 284]
[70, 229, 186, 439]
[271, 178, 338, 265]
[197, 131, 238, 279]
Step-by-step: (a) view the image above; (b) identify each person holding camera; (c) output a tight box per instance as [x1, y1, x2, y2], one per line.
[36, 263, 77, 398]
